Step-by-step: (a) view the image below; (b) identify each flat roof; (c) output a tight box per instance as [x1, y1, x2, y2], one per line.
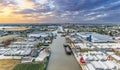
[0, 35, 18, 42]
[4, 27, 29, 31]
[77, 32, 116, 43]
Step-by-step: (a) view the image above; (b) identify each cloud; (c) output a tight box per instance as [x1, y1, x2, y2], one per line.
[0, 0, 120, 23]
[85, 14, 107, 21]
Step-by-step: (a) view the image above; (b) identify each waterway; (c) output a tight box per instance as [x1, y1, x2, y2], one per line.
[47, 34, 81, 70]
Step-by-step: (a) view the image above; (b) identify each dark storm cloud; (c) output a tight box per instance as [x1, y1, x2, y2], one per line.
[3, 0, 120, 23]
[54, 0, 111, 11]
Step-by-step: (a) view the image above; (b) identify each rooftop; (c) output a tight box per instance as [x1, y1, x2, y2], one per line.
[77, 32, 116, 43]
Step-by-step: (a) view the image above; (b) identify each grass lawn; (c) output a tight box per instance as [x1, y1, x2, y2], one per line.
[13, 62, 44, 70]
[0, 59, 20, 70]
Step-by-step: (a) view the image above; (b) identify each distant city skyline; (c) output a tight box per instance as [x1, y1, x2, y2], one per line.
[0, 0, 120, 24]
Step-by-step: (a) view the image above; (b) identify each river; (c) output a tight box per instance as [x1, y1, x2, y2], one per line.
[47, 34, 82, 70]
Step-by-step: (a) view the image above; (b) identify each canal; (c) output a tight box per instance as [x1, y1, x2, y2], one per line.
[47, 34, 82, 70]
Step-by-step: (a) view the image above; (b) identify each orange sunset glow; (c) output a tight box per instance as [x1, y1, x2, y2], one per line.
[0, 0, 50, 23]
[0, 0, 120, 23]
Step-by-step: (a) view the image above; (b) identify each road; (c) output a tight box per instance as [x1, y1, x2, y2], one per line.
[47, 34, 81, 70]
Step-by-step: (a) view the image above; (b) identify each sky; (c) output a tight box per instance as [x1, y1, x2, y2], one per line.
[0, 0, 120, 24]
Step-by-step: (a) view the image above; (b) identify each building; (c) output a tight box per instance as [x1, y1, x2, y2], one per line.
[77, 32, 116, 43]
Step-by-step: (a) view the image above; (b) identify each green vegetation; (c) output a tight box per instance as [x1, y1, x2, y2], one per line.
[40, 43, 49, 46]
[4, 54, 20, 56]
[36, 43, 49, 48]
[43, 43, 49, 46]
[80, 49, 93, 52]
[36, 43, 41, 48]
[13, 62, 44, 70]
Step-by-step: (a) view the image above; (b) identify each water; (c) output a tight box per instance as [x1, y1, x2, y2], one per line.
[47, 34, 82, 70]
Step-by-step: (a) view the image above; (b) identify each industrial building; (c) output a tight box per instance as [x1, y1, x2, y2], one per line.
[77, 32, 116, 43]
[68, 31, 120, 70]
[9, 41, 39, 48]
[0, 35, 18, 46]
[77, 51, 120, 70]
